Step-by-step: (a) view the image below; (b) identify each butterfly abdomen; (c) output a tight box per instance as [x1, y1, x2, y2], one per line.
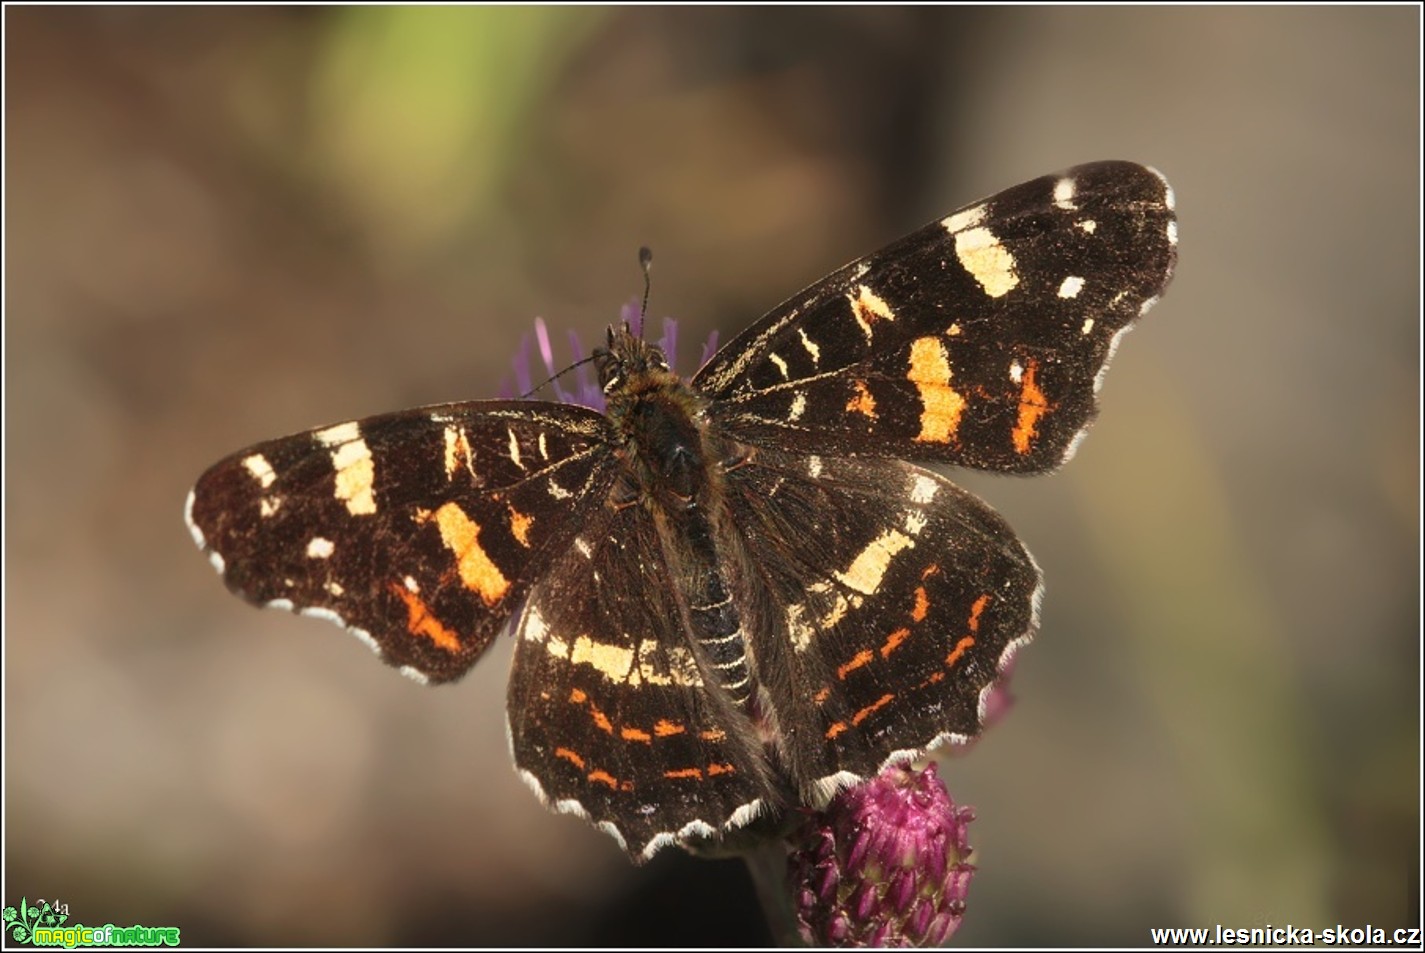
[612, 374, 762, 711]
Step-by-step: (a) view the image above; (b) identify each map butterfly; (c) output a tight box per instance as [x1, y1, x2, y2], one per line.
[186, 160, 1177, 860]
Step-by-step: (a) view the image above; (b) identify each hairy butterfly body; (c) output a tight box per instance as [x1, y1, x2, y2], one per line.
[187, 160, 1177, 859]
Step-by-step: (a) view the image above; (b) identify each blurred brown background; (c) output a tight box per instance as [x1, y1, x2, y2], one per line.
[6, 6, 1418, 947]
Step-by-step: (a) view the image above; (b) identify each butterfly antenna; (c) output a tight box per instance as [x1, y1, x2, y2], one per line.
[522, 353, 598, 401]
[637, 246, 653, 339]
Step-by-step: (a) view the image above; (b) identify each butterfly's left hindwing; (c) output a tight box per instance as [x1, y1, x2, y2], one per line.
[186, 402, 618, 682]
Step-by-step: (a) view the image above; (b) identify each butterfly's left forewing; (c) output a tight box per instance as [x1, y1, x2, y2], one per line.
[187, 401, 619, 682]
[697, 161, 1176, 472]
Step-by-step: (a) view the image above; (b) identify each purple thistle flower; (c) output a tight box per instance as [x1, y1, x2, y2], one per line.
[788, 761, 976, 948]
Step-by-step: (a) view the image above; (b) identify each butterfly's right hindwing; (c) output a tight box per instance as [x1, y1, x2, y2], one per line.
[507, 498, 783, 860]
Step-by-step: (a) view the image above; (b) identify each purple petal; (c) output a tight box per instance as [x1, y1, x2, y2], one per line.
[866, 921, 894, 948]
[851, 881, 879, 921]
[907, 897, 935, 938]
[659, 316, 678, 367]
[534, 317, 556, 375]
[699, 329, 720, 368]
[886, 868, 917, 914]
[511, 333, 534, 396]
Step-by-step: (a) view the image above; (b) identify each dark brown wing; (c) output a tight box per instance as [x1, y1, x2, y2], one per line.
[506, 497, 783, 860]
[697, 161, 1177, 472]
[186, 401, 619, 683]
[724, 448, 1039, 798]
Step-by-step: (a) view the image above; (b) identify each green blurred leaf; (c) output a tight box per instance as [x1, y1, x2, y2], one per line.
[309, 7, 603, 258]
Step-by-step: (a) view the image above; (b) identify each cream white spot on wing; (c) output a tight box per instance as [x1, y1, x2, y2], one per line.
[1009, 359, 1024, 384]
[596, 821, 631, 853]
[1058, 275, 1085, 299]
[1078, 219, 1097, 234]
[847, 284, 896, 342]
[1081, 317, 1096, 335]
[522, 606, 548, 643]
[808, 455, 823, 479]
[515, 765, 552, 807]
[769, 352, 789, 379]
[443, 425, 477, 482]
[306, 537, 335, 559]
[574, 537, 592, 559]
[299, 605, 345, 626]
[786, 603, 815, 652]
[910, 473, 938, 504]
[242, 454, 277, 488]
[1062, 426, 1091, 465]
[347, 626, 380, 656]
[787, 584, 863, 652]
[835, 529, 914, 595]
[1167, 220, 1178, 246]
[941, 203, 985, 233]
[314, 421, 361, 447]
[569, 634, 634, 683]
[633, 640, 703, 687]
[809, 770, 863, 808]
[728, 799, 766, 829]
[507, 428, 525, 470]
[1053, 176, 1076, 210]
[403, 575, 419, 592]
[399, 666, 430, 685]
[330, 437, 377, 516]
[954, 226, 1019, 298]
[797, 328, 821, 365]
[259, 497, 281, 518]
[788, 392, 807, 422]
[1148, 166, 1176, 210]
[184, 489, 206, 549]
[323, 580, 345, 597]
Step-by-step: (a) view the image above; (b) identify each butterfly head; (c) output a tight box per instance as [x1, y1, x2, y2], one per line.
[594, 322, 674, 397]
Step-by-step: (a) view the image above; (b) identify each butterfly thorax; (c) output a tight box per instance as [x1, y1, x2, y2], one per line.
[594, 324, 717, 509]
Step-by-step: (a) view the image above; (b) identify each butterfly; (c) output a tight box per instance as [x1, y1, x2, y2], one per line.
[186, 160, 1177, 860]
